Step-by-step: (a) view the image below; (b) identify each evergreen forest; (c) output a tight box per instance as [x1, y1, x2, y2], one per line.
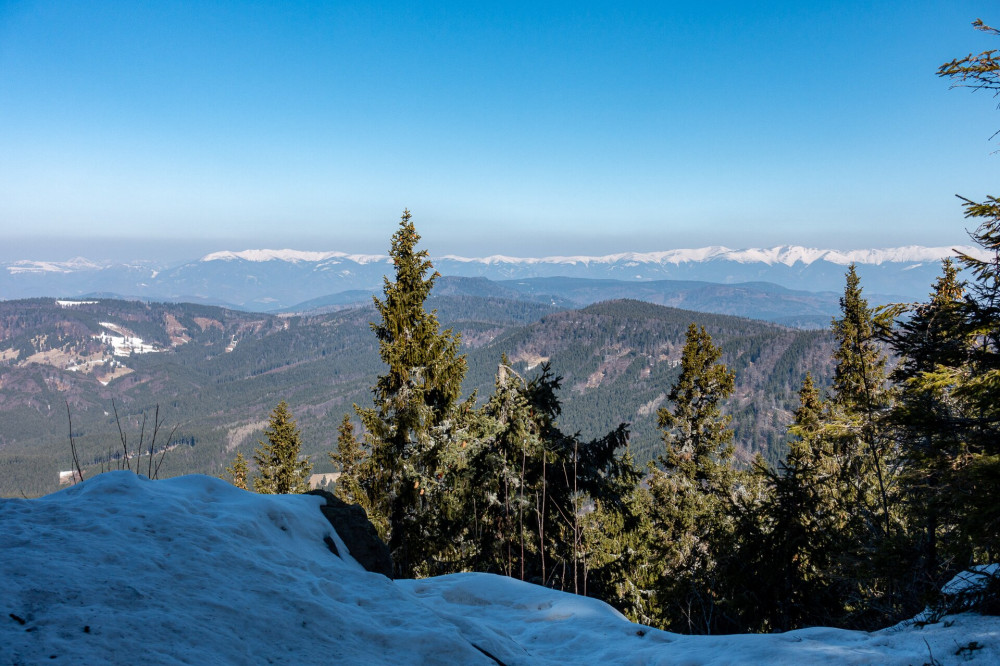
[306, 196, 1000, 633]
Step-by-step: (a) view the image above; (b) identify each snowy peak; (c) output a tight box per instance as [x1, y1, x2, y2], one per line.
[7, 257, 105, 274]
[436, 245, 985, 268]
[200, 249, 389, 264]
[9, 245, 984, 274]
[1, 244, 988, 308]
[198, 244, 987, 268]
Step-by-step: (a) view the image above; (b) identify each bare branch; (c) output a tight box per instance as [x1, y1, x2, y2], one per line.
[66, 401, 84, 483]
[112, 399, 130, 471]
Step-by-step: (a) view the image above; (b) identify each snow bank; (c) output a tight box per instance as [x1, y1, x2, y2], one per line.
[1, 473, 490, 664]
[404, 575, 1000, 665]
[2, 472, 997, 665]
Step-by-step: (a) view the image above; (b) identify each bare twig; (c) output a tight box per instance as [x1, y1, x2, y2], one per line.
[153, 424, 179, 480]
[65, 401, 84, 483]
[148, 405, 162, 478]
[137, 411, 148, 473]
[923, 638, 941, 666]
[109, 402, 176, 480]
[112, 399, 130, 471]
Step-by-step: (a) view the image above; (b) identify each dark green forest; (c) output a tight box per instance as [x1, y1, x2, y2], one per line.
[0, 288, 829, 497]
[320, 197, 999, 633]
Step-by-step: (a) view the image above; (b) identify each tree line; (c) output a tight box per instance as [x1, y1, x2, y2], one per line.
[234, 202, 997, 633]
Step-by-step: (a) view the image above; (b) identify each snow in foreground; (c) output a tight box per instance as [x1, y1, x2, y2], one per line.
[2, 472, 997, 665]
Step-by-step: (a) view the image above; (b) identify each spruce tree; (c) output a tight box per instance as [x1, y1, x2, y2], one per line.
[225, 451, 249, 491]
[886, 260, 970, 590]
[741, 374, 843, 631]
[657, 324, 736, 480]
[329, 414, 367, 507]
[829, 265, 896, 532]
[937, 20, 1000, 565]
[648, 323, 737, 633]
[253, 401, 312, 494]
[465, 355, 539, 578]
[356, 210, 467, 576]
[827, 264, 901, 625]
[951, 198, 1000, 562]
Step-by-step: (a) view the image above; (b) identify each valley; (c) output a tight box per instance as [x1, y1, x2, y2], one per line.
[0, 293, 833, 497]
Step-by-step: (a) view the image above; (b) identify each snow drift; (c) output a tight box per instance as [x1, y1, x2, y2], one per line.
[2, 472, 997, 664]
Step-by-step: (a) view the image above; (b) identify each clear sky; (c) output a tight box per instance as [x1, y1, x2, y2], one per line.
[1, 1, 999, 261]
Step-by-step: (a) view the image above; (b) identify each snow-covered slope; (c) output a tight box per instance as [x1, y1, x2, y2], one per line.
[2, 472, 997, 665]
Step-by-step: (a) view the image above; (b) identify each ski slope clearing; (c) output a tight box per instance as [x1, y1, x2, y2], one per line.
[2, 472, 997, 665]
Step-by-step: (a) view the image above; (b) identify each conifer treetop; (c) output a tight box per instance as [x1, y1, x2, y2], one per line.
[253, 400, 311, 495]
[657, 323, 735, 477]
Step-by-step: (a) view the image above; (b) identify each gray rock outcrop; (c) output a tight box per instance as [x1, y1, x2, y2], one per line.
[307, 489, 393, 578]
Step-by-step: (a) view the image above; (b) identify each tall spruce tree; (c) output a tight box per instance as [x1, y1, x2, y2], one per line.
[951, 197, 1000, 563]
[739, 374, 843, 631]
[936, 19, 1000, 564]
[904, 199, 1000, 564]
[885, 260, 970, 591]
[827, 264, 901, 625]
[356, 210, 467, 577]
[830, 265, 896, 530]
[648, 323, 738, 633]
[253, 401, 312, 494]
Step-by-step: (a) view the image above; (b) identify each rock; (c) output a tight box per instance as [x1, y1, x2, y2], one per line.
[307, 489, 393, 578]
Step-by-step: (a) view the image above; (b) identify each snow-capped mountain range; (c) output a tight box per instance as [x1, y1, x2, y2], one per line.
[0, 245, 985, 311]
[201, 244, 979, 268]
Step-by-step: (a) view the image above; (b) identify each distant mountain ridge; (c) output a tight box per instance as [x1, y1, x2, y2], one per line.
[0, 244, 978, 310]
[198, 244, 980, 267]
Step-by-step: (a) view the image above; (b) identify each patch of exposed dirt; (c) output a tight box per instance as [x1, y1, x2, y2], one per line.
[225, 420, 268, 452]
[24, 348, 75, 368]
[95, 365, 133, 385]
[637, 393, 666, 416]
[163, 314, 191, 347]
[510, 352, 549, 370]
[585, 349, 633, 389]
[193, 317, 223, 332]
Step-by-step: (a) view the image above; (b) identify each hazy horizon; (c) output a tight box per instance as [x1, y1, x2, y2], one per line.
[2, 2, 997, 256]
[1, 228, 981, 265]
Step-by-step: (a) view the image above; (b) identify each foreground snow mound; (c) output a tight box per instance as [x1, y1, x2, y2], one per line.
[2, 472, 998, 665]
[1, 472, 492, 664]
[403, 575, 1000, 665]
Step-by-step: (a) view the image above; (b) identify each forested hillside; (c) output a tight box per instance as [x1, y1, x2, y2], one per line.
[0, 294, 829, 496]
[462, 299, 833, 466]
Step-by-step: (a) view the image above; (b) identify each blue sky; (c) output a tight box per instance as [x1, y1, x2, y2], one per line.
[1, 1, 998, 260]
